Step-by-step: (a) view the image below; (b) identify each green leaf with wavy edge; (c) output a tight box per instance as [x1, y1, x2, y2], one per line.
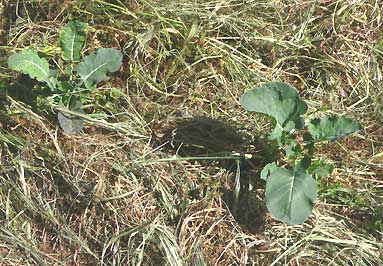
[260, 162, 277, 181]
[60, 20, 88, 62]
[77, 48, 123, 90]
[240, 82, 307, 140]
[8, 49, 50, 82]
[266, 166, 317, 224]
[308, 115, 361, 141]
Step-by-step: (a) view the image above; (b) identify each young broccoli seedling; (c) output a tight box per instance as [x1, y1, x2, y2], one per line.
[240, 82, 361, 224]
[8, 20, 123, 134]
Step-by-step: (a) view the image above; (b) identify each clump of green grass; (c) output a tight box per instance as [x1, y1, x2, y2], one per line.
[1, 0, 382, 265]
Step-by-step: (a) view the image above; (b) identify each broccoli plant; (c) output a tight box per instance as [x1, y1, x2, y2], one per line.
[240, 82, 361, 224]
[7, 20, 123, 134]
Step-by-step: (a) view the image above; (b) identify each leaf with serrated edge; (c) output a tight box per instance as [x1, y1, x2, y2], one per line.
[60, 20, 88, 62]
[266, 166, 317, 224]
[308, 115, 361, 141]
[77, 48, 123, 90]
[240, 82, 307, 139]
[8, 50, 50, 82]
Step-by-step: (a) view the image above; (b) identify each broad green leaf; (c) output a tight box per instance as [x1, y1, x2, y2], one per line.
[77, 48, 123, 90]
[308, 115, 361, 141]
[260, 162, 277, 181]
[60, 20, 88, 62]
[240, 82, 307, 139]
[58, 96, 85, 134]
[8, 49, 50, 82]
[266, 166, 317, 224]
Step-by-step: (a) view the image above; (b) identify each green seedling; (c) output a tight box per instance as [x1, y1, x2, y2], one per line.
[7, 20, 123, 134]
[240, 82, 361, 224]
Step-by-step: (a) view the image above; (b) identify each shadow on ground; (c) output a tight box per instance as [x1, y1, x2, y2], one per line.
[0, 75, 58, 122]
[3, 75, 44, 106]
[161, 117, 278, 233]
